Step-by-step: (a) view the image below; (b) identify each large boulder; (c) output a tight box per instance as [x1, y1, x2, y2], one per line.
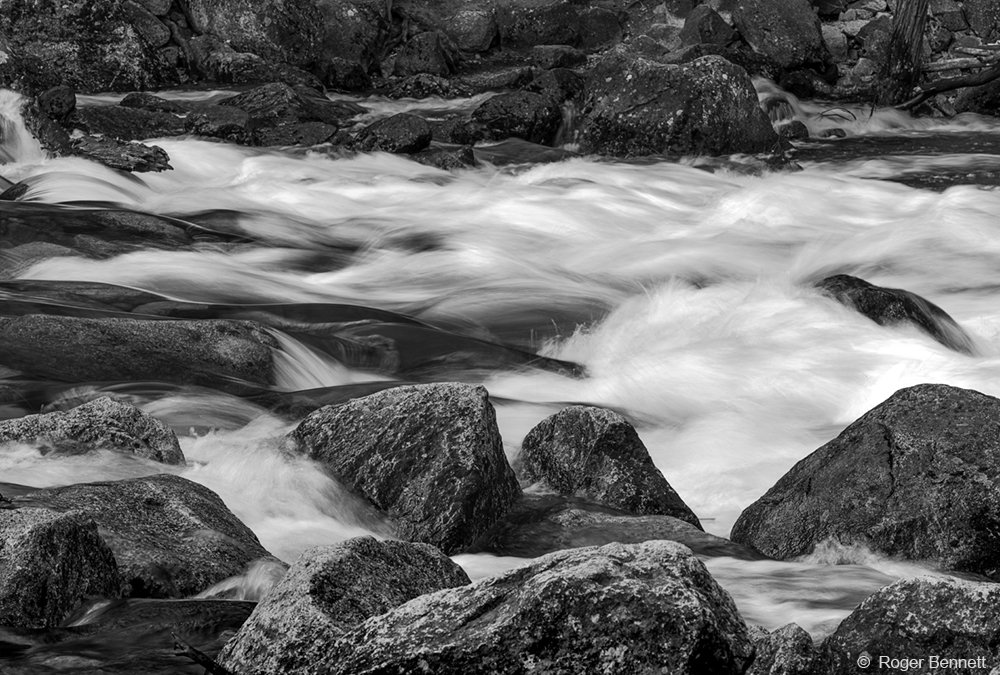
[471, 91, 563, 145]
[0, 507, 122, 628]
[0, 396, 183, 464]
[521, 405, 702, 528]
[732, 383, 1000, 580]
[354, 113, 432, 154]
[576, 54, 779, 157]
[314, 0, 388, 78]
[218, 82, 360, 145]
[0, 315, 277, 394]
[748, 623, 818, 675]
[732, 0, 831, 74]
[496, 0, 582, 48]
[680, 5, 737, 47]
[393, 31, 456, 77]
[289, 383, 521, 554]
[15, 474, 273, 597]
[219, 537, 471, 675]
[331, 541, 755, 674]
[816, 274, 975, 354]
[70, 136, 172, 172]
[820, 577, 1000, 674]
[69, 105, 185, 141]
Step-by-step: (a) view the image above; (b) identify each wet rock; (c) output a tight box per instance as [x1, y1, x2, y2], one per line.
[953, 78, 1000, 116]
[219, 537, 471, 675]
[324, 56, 372, 91]
[314, 0, 388, 75]
[472, 495, 759, 559]
[36, 85, 76, 122]
[521, 405, 702, 527]
[445, 8, 498, 53]
[68, 105, 185, 141]
[748, 623, 818, 675]
[531, 44, 586, 69]
[185, 104, 253, 143]
[331, 541, 755, 674]
[188, 36, 323, 88]
[523, 68, 584, 105]
[0, 508, 122, 628]
[411, 144, 477, 170]
[256, 122, 339, 146]
[431, 117, 486, 145]
[680, 5, 737, 46]
[579, 7, 623, 51]
[577, 54, 778, 157]
[497, 0, 582, 48]
[119, 91, 186, 114]
[122, 0, 171, 48]
[856, 16, 891, 63]
[457, 65, 536, 94]
[219, 82, 360, 140]
[472, 90, 562, 145]
[19, 98, 73, 155]
[0, 396, 183, 464]
[930, 0, 967, 32]
[381, 73, 471, 99]
[732, 0, 830, 74]
[811, 0, 846, 18]
[289, 383, 521, 554]
[16, 474, 273, 598]
[816, 274, 974, 354]
[777, 120, 810, 140]
[732, 383, 1000, 580]
[354, 113, 432, 154]
[820, 577, 1000, 674]
[393, 31, 456, 78]
[70, 136, 172, 172]
[0, 315, 277, 394]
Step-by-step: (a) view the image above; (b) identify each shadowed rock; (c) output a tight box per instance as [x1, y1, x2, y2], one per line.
[521, 405, 702, 528]
[354, 113, 432, 154]
[732, 0, 830, 75]
[14, 474, 273, 598]
[732, 383, 1000, 580]
[747, 623, 818, 675]
[330, 540, 754, 674]
[816, 274, 975, 354]
[471, 90, 562, 145]
[289, 383, 521, 554]
[0, 396, 183, 464]
[219, 537, 471, 675]
[0, 507, 122, 628]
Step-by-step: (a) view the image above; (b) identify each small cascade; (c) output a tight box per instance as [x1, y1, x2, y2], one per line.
[555, 100, 580, 148]
[0, 88, 44, 165]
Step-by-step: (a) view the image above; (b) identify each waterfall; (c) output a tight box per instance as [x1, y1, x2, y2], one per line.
[0, 89, 44, 166]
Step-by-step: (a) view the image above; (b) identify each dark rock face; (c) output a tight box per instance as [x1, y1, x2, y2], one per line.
[36, 85, 76, 122]
[964, 0, 1000, 41]
[324, 56, 372, 91]
[393, 31, 456, 78]
[531, 44, 586, 69]
[185, 104, 253, 143]
[412, 143, 477, 170]
[0, 508, 122, 628]
[445, 8, 497, 53]
[256, 121, 339, 146]
[219, 537, 471, 675]
[69, 136, 172, 172]
[816, 274, 975, 354]
[732, 383, 1000, 580]
[354, 113, 433, 154]
[331, 541, 755, 675]
[68, 105, 185, 141]
[472, 91, 562, 145]
[497, 0, 581, 48]
[16, 474, 273, 598]
[314, 0, 387, 74]
[732, 0, 830, 74]
[0, 396, 183, 464]
[521, 406, 702, 528]
[289, 383, 521, 554]
[576, 54, 778, 157]
[820, 577, 1000, 674]
[748, 623, 818, 675]
[382, 73, 471, 99]
[579, 7, 622, 51]
[218, 82, 360, 145]
[523, 67, 584, 105]
[119, 91, 186, 114]
[680, 5, 736, 47]
[0, 315, 277, 394]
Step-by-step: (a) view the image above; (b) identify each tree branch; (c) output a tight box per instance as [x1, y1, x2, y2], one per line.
[895, 60, 1000, 110]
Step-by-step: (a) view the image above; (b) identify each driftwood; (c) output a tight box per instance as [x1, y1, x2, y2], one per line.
[896, 60, 1000, 110]
[172, 632, 234, 675]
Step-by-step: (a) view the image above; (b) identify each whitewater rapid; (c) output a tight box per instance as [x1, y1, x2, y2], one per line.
[3, 86, 1000, 635]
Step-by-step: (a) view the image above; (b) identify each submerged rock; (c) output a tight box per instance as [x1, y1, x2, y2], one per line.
[332, 540, 754, 674]
[219, 537, 470, 675]
[289, 383, 521, 554]
[820, 577, 1000, 674]
[0, 315, 277, 394]
[0, 396, 183, 464]
[576, 54, 778, 157]
[16, 474, 273, 598]
[521, 406, 702, 528]
[816, 274, 975, 354]
[732, 383, 1000, 580]
[0, 507, 121, 628]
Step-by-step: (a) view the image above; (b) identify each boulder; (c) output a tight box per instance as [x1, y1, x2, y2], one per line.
[218, 82, 361, 145]
[119, 91, 186, 114]
[732, 0, 830, 74]
[680, 5, 737, 47]
[964, 0, 1000, 41]
[445, 8, 497, 53]
[856, 16, 891, 64]
[523, 67, 585, 105]
[576, 54, 779, 157]
[187, 36, 323, 88]
[521, 406, 702, 528]
[820, 577, 1000, 674]
[393, 31, 456, 77]
[36, 85, 76, 122]
[332, 541, 755, 674]
[578, 7, 623, 52]
[530, 44, 586, 69]
[0, 315, 277, 394]
[314, 0, 388, 74]
[953, 78, 1000, 116]
[748, 623, 818, 675]
[731, 383, 1000, 580]
[0, 396, 183, 464]
[0, 507, 122, 628]
[219, 537, 471, 675]
[497, 0, 581, 48]
[289, 383, 521, 554]
[185, 104, 253, 144]
[411, 143, 477, 170]
[70, 136, 172, 172]
[381, 73, 471, 99]
[16, 474, 273, 597]
[256, 121, 339, 146]
[816, 274, 974, 354]
[121, 0, 171, 48]
[68, 105, 185, 141]
[354, 113, 432, 154]
[324, 56, 372, 91]
[471, 91, 562, 145]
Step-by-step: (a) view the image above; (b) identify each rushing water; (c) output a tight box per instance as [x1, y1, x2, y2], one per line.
[3, 85, 1000, 641]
